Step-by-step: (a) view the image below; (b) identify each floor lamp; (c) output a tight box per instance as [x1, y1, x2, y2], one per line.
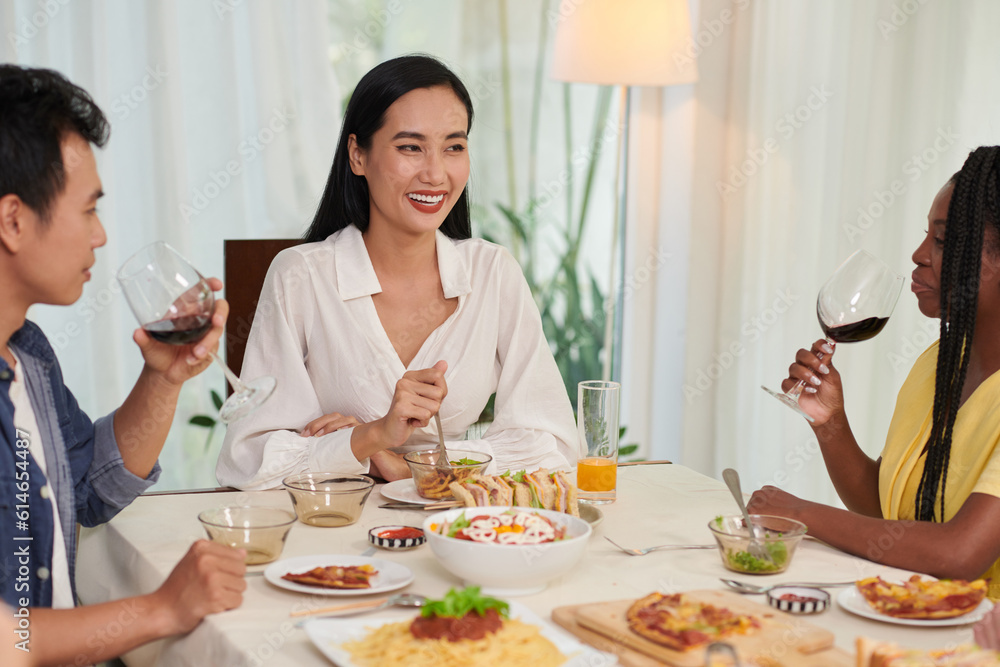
[551, 0, 698, 382]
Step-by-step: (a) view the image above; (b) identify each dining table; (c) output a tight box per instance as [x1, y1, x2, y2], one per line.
[76, 462, 987, 666]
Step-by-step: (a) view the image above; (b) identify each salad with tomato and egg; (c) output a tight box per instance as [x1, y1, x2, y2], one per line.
[432, 510, 566, 545]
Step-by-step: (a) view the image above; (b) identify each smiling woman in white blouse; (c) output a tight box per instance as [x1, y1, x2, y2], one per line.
[217, 55, 578, 490]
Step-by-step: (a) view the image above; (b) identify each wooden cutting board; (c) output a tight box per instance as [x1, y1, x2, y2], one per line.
[552, 590, 853, 667]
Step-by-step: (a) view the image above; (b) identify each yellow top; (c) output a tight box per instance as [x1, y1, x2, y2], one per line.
[880, 340, 1000, 599]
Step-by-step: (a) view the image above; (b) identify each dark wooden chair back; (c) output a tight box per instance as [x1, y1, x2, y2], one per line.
[223, 239, 304, 386]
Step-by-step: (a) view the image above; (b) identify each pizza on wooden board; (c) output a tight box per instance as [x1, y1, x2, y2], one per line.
[281, 564, 377, 589]
[626, 592, 760, 651]
[856, 637, 1000, 666]
[855, 575, 987, 620]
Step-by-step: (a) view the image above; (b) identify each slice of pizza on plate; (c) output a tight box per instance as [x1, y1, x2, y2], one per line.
[281, 564, 377, 589]
[857, 636, 1000, 666]
[855, 575, 987, 620]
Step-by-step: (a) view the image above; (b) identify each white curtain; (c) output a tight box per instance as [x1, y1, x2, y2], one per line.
[627, 0, 1000, 504]
[9, 0, 999, 499]
[1, 0, 340, 489]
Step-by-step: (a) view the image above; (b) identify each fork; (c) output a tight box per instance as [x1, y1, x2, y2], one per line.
[604, 536, 715, 556]
[722, 468, 774, 565]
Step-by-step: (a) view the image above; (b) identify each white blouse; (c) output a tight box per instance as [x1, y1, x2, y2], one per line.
[217, 225, 579, 490]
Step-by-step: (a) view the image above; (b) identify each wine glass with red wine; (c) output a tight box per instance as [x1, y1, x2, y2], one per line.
[762, 249, 904, 422]
[117, 242, 276, 423]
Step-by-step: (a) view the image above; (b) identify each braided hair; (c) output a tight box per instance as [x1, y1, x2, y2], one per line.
[915, 147, 1000, 521]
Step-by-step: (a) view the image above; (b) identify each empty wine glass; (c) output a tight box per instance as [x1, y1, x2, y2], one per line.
[117, 242, 276, 423]
[762, 249, 904, 422]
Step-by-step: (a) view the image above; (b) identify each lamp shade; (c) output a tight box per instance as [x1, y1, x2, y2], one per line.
[551, 0, 698, 86]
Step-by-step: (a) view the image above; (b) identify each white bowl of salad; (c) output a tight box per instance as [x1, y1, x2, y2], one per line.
[423, 506, 592, 596]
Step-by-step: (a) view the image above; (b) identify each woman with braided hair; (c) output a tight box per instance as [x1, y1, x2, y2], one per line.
[748, 146, 1000, 597]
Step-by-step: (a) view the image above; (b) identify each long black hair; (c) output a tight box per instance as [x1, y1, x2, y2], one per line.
[0, 65, 109, 223]
[915, 146, 1000, 521]
[303, 54, 474, 243]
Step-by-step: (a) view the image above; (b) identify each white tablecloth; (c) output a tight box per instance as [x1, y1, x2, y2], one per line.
[77, 464, 978, 665]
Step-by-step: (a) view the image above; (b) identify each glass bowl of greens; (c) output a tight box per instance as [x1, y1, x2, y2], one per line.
[708, 514, 807, 575]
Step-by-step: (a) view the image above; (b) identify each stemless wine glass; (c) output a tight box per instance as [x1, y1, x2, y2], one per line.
[117, 242, 276, 423]
[762, 249, 904, 422]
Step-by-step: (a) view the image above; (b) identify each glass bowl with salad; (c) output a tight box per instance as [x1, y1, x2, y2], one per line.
[403, 449, 492, 500]
[708, 514, 807, 575]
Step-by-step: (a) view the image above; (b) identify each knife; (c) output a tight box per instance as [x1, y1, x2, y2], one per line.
[379, 502, 432, 510]
[379, 502, 460, 510]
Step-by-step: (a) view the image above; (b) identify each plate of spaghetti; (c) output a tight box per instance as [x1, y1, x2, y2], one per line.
[302, 588, 617, 667]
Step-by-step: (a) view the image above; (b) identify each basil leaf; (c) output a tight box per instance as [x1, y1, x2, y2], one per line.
[421, 587, 510, 619]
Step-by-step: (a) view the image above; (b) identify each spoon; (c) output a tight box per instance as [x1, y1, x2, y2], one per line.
[720, 578, 855, 595]
[706, 642, 743, 666]
[293, 593, 427, 625]
[721, 468, 774, 565]
[433, 413, 450, 471]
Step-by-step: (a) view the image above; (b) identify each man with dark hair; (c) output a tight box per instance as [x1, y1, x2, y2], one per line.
[0, 65, 246, 664]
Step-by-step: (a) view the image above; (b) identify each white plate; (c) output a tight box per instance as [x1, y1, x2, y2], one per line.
[263, 555, 414, 597]
[837, 586, 994, 627]
[303, 600, 618, 666]
[380, 479, 437, 505]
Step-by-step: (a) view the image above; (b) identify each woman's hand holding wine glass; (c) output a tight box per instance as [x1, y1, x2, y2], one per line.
[781, 339, 846, 426]
[762, 249, 904, 423]
[131, 276, 228, 386]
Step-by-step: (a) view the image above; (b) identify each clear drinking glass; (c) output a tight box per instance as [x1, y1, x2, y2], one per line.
[762, 249, 904, 422]
[117, 241, 276, 423]
[576, 380, 621, 504]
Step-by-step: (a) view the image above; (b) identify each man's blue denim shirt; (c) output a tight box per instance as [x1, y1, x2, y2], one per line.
[0, 320, 159, 608]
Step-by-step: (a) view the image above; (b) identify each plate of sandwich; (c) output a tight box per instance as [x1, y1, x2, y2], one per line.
[449, 469, 603, 527]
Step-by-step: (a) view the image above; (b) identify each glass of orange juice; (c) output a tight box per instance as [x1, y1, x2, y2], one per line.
[577, 381, 620, 504]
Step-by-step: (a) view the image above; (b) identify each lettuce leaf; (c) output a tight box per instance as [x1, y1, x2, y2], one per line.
[528, 482, 543, 509]
[445, 512, 470, 538]
[500, 470, 526, 483]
